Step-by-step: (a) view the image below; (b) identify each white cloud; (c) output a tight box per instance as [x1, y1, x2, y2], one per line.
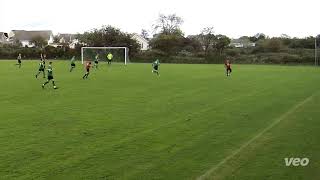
[0, 0, 319, 38]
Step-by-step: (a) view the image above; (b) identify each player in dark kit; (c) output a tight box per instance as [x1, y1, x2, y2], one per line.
[225, 59, 232, 76]
[70, 56, 76, 72]
[41, 53, 46, 68]
[152, 59, 160, 76]
[15, 54, 22, 68]
[82, 61, 92, 79]
[94, 54, 99, 69]
[35, 59, 46, 78]
[42, 62, 57, 89]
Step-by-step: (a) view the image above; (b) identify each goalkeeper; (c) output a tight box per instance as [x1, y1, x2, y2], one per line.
[152, 59, 160, 76]
[106, 52, 113, 65]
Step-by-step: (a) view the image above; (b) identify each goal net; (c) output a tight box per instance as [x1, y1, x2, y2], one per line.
[81, 47, 129, 64]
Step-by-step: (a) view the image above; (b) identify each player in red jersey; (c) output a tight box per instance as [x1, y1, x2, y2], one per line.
[82, 61, 92, 79]
[225, 59, 232, 76]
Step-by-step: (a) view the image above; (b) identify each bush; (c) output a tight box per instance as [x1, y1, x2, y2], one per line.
[132, 50, 167, 63]
[0, 45, 77, 60]
[225, 48, 241, 57]
[178, 50, 193, 57]
[166, 56, 205, 64]
[204, 52, 226, 64]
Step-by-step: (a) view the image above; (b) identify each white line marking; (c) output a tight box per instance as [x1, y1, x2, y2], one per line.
[197, 94, 315, 180]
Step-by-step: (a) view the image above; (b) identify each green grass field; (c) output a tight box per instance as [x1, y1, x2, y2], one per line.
[0, 60, 319, 180]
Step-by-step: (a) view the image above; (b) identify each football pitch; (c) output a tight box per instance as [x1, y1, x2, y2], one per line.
[0, 60, 319, 180]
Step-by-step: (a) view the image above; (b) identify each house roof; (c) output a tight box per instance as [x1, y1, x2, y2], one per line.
[131, 33, 149, 43]
[230, 38, 251, 44]
[58, 33, 76, 42]
[0, 32, 8, 38]
[11, 30, 52, 41]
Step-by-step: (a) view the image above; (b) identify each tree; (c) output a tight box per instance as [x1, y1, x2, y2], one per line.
[264, 38, 282, 52]
[31, 36, 47, 48]
[249, 36, 258, 42]
[301, 36, 316, 49]
[279, 34, 292, 46]
[13, 39, 22, 47]
[288, 37, 315, 49]
[280, 34, 291, 39]
[198, 27, 215, 55]
[153, 14, 184, 35]
[149, 14, 185, 55]
[249, 33, 266, 42]
[185, 35, 202, 52]
[215, 35, 231, 55]
[141, 29, 149, 39]
[53, 35, 60, 43]
[149, 33, 185, 55]
[256, 33, 266, 40]
[77, 25, 141, 56]
[316, 35, 320, 47]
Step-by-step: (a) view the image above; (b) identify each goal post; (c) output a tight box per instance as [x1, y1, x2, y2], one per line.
[316, 36, 319, 66]
[81, 47, 129, 64]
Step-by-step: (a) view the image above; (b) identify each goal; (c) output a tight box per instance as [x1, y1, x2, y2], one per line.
[81, 47, 129, 64]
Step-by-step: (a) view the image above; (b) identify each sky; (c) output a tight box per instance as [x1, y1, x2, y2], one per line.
[0, 0, 319, 38]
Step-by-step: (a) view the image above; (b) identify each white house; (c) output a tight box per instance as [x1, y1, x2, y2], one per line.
[58, 33, 79, 49]
[68, 39, 79, 49]
[229, 38, 255, 48]
[0, 32, 8, 44]
[131, 33, 149, 51]
[230, 42, 244, 48]
[50, 33, 79, 49]
[8, 30, 54, 47]
[56, 33, 76, 44]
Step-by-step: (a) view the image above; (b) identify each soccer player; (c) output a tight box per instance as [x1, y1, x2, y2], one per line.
[70, 56, 76, 72]
[42, 62, 57, 89]
[106, 52, 113, 65]
[152, 59, 160, 76]
[82, 61, 92, 79]
[225, 59, 232, 76]
[35, 59, 46, 78]
[94, 54, 99, 69]
[40, 53, 46, 68]
[43, 54, 47, 67]
[15, 53, 22, 68]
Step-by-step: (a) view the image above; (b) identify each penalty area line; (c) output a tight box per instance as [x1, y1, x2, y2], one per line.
[197, 93, 316, 180]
